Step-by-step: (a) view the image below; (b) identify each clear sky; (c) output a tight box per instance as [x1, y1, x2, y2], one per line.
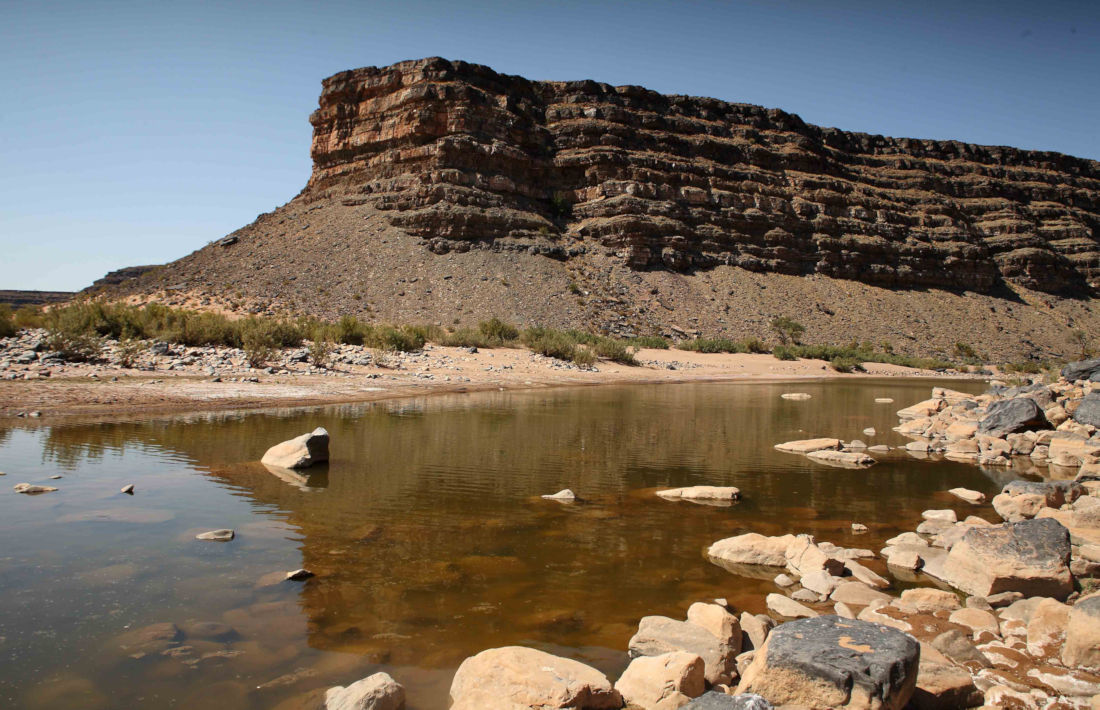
[2, 0, 1098, 290]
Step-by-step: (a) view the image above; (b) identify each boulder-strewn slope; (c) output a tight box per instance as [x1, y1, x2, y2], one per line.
[101, 57, 1100, 359]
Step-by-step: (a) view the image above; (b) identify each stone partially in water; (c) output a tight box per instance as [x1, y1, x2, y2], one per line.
[195, 529, 235, 542]
[261, 427, 330, 469]
[941, 518, 1072, 599]
[708, 533, 796, 568]
[286, 568, 315, 581]
[774, 438, 841, 454]
[947, 488, 985, 505]
[449, 646, 621, 710]
[780, 393, 811, 400]
[325, 671, 405, 710]
[657, 486, 741, 502]
[541, 489, 576, 501]
[736, 615, 919, 710]
[614, 651, 705, 710]
[13, 482, 58, 494]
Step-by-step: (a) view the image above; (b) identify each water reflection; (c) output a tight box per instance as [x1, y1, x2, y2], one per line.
[2, 379, 1024, 709]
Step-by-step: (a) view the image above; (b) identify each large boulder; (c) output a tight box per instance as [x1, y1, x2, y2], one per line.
[977, 398, 1050, 435]
[261, 427, 330, 469]
[1074, 393, 1100, 427]
[992, 480, 1084, 522]
[628, 616, 738, 685]
[1062, 595, 1100, 669]
[1062, 358, 1100, 383]
[735, 616, 919, 710]
[325, 672, 405, 710]
[614, 651, 705, 710]
[449, 646, 621, 710]
[707, 533, 796, 568]
[940, 518, 1073, 599]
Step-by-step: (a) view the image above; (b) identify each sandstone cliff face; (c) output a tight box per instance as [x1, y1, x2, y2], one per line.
[306, 57, 1099, 295]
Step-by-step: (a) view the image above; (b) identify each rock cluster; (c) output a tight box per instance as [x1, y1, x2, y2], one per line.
[894, 373, 1099, 476]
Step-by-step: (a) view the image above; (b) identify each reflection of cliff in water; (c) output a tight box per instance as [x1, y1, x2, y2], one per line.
[30, 381, 1013, 667]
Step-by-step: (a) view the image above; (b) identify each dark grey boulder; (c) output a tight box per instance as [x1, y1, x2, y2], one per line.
[737, 616, 919, 709]
[1063, 358, 1100, 383]
[999, 384, 1054, 408]
[1073, 393, 1100, 428]
[978, 398, 1050, 435]
[941, 517, 1073, 599]
[1001, 480, 1084, 507]
[684, 692, 773, 709]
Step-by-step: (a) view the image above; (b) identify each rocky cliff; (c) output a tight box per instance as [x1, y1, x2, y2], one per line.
[101, 58, 1100, 359]
[307, 57, 1099, 295]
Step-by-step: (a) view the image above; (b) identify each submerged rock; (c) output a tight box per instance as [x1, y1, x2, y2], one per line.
[13, 482, 58, 494]
[736, 615, 919, 710]
[195, 529, 235, 542]
[449, 646, 621, 710]
[261, 427, 330, 469]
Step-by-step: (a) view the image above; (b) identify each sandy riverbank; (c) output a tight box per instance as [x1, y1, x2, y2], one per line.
[0, 344, 979, 421]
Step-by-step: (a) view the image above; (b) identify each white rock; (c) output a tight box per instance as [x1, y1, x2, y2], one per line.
[948, 488, 986, 505]
[261, 427, 329, 469]
[657, 486, 740, 502]
[13, 482, 58, 494]
[922, 509, 958, 523]
[542, 489, 576, 501]
[325, 672, 405, 710]
[196, 529, 234, 542]
[780, 393, 812, 400]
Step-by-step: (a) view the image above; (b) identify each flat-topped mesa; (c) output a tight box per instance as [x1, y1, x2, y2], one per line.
[305, 57, 1100, 295]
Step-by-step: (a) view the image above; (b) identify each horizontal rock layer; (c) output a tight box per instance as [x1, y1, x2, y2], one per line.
[307, 57, 1100, 294]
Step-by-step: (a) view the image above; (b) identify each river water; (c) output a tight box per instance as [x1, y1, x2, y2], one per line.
[0, 379, 1010, 709]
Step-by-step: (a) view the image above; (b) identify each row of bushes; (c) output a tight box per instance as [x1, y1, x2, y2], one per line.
[8, 301, 1048, 374]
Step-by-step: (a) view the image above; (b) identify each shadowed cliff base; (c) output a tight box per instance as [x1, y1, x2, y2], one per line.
[94, 57, 1100, 360]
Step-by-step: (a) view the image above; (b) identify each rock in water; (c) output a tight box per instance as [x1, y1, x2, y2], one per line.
[614, 651, 705, 710]
[325, 672, 405, 710]
[941, 518, 1072, 599]
[261, 427, 329, 469]
[448, 646, 621, 710]
[195, 529, 235, 542]
[541, 489, 576, 501]
[657, 486, 741, 502]
[977, 398, 1050, 435]
[13, 483, 58, 494]
[736, 615, 919, 710]
[707, 533, 797, 567]
[286, 569, 314, 581]
[121, 484, 135, 494]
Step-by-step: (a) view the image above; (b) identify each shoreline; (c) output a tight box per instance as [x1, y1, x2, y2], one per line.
[0, 343, 982, 424]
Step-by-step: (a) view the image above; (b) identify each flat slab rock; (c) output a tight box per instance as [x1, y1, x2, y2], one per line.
[736, 615, 919, 710]
[657, 486, 741, 502]
[774, 438, 842, 454]
[941, 517, 1072, 599]
[449, 646, 621, 710]
[805, 449, 876, 467]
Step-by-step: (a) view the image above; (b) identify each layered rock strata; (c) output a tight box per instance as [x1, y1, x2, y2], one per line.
[307, 57, 1100, 294]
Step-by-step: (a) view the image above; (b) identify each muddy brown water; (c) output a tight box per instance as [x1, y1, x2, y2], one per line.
[0, 378, 1021, 709]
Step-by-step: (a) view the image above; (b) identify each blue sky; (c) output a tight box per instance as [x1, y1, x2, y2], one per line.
[2, 0, 1098, 290]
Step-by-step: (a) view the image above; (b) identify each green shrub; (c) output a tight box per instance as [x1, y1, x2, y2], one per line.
[772, 345, 798, 361]
[770, 316, 805, 345]
[14, 305, 43, 330]
[308, 338, 334, 368]
[1003, 360, 1043, 375]
[741, 337, 769, 354]
[677, 338, 743, 353]
[440, 327, 491, 348]
[572, 346, 597, 368]
[625, 335, 670, 349]
[47, 331, 102, 362]
[0, 305, 14, 338]
[594, 338, 637, 365]
[369, 325, 424, 352]
[336, 315, 367, 345]
[522, 327, 578, 361]
[479, 317, 519, 344]
[829, 356, 864, 373]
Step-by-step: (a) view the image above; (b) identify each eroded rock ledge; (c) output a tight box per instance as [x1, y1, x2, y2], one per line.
[307, 57, 1100, 295]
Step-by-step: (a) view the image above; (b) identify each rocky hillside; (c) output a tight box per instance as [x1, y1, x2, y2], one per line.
[101, 57, 1100, 360]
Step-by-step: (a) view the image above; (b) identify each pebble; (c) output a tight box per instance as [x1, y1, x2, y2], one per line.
[285, 569, 314, 581]
[121, 484, 135, 494]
